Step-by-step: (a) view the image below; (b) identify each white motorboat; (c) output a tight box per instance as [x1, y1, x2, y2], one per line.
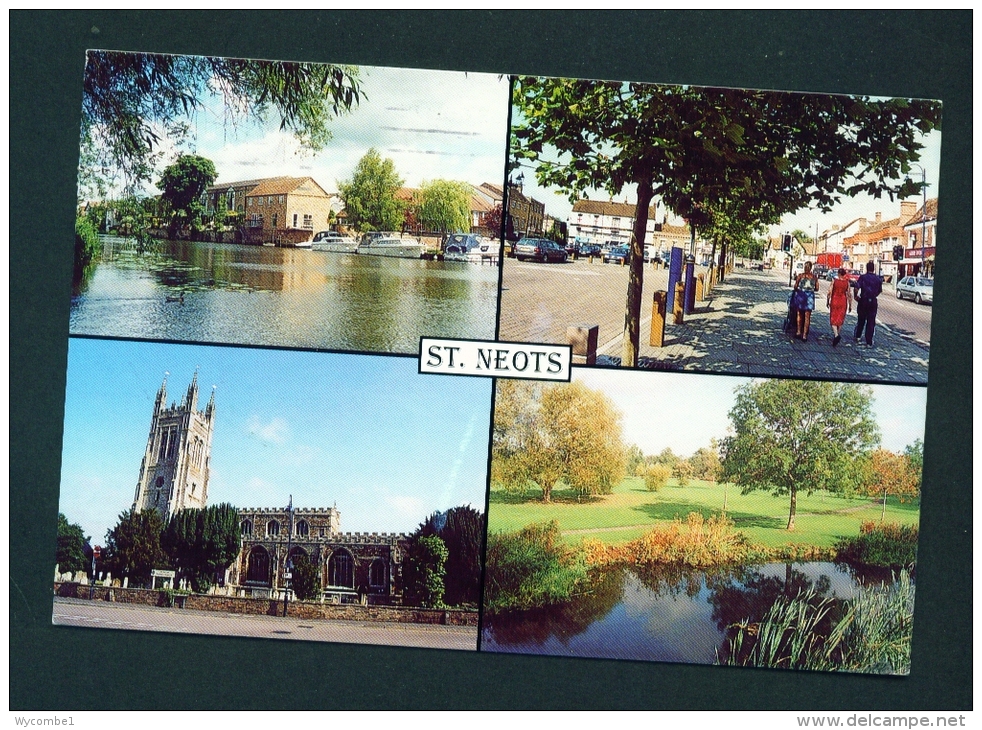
[311, 230, 358, 253]
[356, 234, 425, 259]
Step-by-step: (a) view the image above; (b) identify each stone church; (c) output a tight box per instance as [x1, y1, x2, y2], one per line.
[133, 372, 409, 604]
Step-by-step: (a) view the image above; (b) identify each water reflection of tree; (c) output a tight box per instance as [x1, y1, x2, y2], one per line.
[709, 564, 835, 665]
[483, 568, 624, 648]
[631, 562, 746, 600]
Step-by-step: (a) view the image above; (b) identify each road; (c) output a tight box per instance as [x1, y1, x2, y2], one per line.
[52, 597, 479, 651]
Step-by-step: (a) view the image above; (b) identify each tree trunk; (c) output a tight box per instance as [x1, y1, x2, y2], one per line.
[881, 489, 887, 522]
[622, 175, 654, 368]
[787, 486, 797, 530]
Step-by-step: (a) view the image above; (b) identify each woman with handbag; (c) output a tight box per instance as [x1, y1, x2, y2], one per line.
[792, 261, 820, 342]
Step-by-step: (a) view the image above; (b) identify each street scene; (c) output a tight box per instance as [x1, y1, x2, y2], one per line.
[500, 257, 932, 383]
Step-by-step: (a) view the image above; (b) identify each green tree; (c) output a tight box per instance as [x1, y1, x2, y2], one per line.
[642, 463, 672, 492]
[337, 148, 405, 232]
[650, 447, 681, 470]
[103, 509, 168, 586]
[625, 444, 646, 477]
[511, 78, 941, 367]
[720, 381, 880, 530]
[56, 513, 90, 576]
[402, 535, 448, 608]
[415, 505, 485, 606]
[672, 459, 694, 487]
[161, 503, 240, 592]
[416, 179, 471, 236]
[157, 154, 218, 239]
[491, 380, 626, 502]
[82, 51, 360, 186]
[689, 444, 723, 482]
[291, 552, 320, 601]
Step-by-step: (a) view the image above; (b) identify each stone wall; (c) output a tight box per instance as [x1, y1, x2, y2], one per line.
[53, 582, 477, 626]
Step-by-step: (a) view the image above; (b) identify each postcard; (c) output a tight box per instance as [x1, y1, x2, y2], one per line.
[56, 50, 937, 676]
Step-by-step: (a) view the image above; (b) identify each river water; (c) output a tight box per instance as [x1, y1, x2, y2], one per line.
[70, 237, 500, 354]
[481, 562, 899, 666]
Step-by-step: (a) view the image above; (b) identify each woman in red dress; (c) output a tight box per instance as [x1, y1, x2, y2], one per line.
[826, 268, 852, 347]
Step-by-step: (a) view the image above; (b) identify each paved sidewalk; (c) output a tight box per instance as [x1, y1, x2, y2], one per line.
[597, 267, 930, 384]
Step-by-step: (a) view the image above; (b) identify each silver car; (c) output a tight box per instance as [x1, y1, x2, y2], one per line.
[896, 276, 933, 304]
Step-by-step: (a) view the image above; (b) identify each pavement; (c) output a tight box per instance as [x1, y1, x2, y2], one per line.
[626, 266, 930, 383]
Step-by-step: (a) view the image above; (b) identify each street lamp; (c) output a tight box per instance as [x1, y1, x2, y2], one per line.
[910, 164, 928, 276]
[283, 495, 294, 617]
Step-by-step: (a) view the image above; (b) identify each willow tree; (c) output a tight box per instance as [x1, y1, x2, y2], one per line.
[720, 380, 880, 530]
[511, 78, 942, 367]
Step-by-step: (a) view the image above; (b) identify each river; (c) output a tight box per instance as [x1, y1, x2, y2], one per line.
[70, 236, 500, 354]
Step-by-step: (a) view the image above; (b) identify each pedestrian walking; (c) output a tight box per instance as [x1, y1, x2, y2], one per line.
[792, 261, 820, 342]
[827, 268, 852, 347]
[853, 261, 883, 347]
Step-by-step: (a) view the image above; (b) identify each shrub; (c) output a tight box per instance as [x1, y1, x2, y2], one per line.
[625, 512, 756, 568]
[835, 521, 918, 568]
[484, 521, 587, 612]
[643, 463, 671, 492]
[74, 214, 101, 270]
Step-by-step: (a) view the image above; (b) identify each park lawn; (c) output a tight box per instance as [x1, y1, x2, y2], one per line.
[489, 477, 921, 550]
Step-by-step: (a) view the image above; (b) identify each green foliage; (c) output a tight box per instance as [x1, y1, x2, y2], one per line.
[484, 521, 587, 612]
[688, 444, 722, 483]
[672, 460, 694, 487]
[82, 51, 360, 185]
[491, 380, 626, 502]
[56, 513, 90, 576]
[74, 214, 101, 271]
[625, 444, 646, 477]
[402, 535, 448, 608]
[161, 503, 240, 592]
[337, 149, 405, 232]
[415, 506, 485, 606]
[290, 552, 320, 601]
[511, 77, 941, 366]
[416, 179, 471, 234]
[835, 522, 918, 568]
[621, 513, 756, 568]
[720, 380, 880, 530]
[720, 570, 914, 674]
[103, 509, 168, 587]
[157, 154, 217, 237]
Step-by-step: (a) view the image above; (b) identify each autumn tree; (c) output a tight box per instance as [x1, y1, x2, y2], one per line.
[689, 444, 723, 483]
[672, 460, 694, 487]
[56, 513, 90, 576]
[720, 380, 880, 530]
[863, 446, 922, 521]
[511, 78, 942, 366]
[492, 380, 626, 502]
[81, 51, 360, 186]
[642, 463, 672, 492]
[338, 149, 405, 232]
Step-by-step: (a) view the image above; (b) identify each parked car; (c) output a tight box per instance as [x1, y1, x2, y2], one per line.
[514, 237, 568, 263]
[578, 243, 603, 258]
[603, 245, 631, 264]
[896, 276, 934, 304]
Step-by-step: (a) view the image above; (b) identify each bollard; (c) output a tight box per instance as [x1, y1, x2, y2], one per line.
[673, 282, 685, 324]
[650, 291, 667, 347]
[567, 324, 599, 366]
[696, 273, 705, 302]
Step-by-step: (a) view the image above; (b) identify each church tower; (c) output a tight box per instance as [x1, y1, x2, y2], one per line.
[132, 371, 216, 522]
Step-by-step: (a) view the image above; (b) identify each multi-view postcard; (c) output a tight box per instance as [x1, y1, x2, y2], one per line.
[58, 50, 939, 675]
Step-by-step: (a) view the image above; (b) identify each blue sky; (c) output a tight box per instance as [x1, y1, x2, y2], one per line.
[115, 62, 510, 199]
[574, 368, 927, 458]
[59, 338, 493, 544]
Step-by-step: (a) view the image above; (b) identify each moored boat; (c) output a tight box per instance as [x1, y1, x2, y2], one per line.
[311, 230, 358, 253]
[356, 233, 425, 259]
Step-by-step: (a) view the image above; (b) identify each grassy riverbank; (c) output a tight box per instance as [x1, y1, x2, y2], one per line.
[489, 476, 920, 550]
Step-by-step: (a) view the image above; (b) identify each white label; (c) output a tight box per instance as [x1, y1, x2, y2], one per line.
[419, 338, 571, 382]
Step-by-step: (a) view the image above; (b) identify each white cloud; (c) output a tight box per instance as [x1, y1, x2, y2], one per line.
[246, 414, 290, 444]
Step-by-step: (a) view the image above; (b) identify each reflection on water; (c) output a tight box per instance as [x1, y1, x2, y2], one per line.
[481, 562, 899, 665]
[69, 237, 500, 353]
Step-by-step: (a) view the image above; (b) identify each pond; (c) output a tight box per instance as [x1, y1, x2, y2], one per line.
[70, 236, 500, 354]
[481, 562, 902, 666]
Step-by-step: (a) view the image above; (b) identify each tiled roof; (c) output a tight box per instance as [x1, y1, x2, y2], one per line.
[479, 182, 504, 199]
[248, 176, 329, 197]
[571, 199, 657, 219]
[207, 177, 277, 193]
[470, 195, 493, 213]
[394, 187, 417, 202]
[905, 198, 939, 225]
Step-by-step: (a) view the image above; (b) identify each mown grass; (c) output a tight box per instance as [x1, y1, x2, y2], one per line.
[489, 477, 920, 550]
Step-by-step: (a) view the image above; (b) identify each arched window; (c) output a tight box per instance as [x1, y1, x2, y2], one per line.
[295, 519, 309, 538]
[240, 519, 253, 536]
[267, 520, 280, 537]
[327, 549, 354, 589]
[246, 546, 270, 586]
[369, 558, 387, 589]
[288, 546, 308, 569]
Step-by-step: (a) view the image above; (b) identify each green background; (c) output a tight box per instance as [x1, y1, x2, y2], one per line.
[11, 11, 971, 710]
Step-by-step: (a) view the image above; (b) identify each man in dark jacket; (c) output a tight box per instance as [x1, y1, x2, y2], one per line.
[853, 261, 883, 347]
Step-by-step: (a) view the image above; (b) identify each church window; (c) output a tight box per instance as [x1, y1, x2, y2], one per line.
[369, 558, 387, 588]
[328, 549, 354, 589]
[295, 520, 309, 538]
[246, 546, 271, 585]
[267, 520, 280, 537]
[241, 519, 253, 536]
[167, 430, 178, 459]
